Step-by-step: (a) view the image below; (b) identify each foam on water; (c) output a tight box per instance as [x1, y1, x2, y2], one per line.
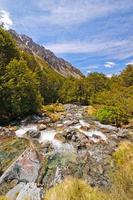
[79, 120, 90, 127]
[39, 129, 74, 153]
[80, 129, 107, 143]
[95, 121, 117, 130]
[15, 124, 37, 137]
[39, 130, 56, 143]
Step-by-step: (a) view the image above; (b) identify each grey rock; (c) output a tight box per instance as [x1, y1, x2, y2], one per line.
[26, 130, 40, 138]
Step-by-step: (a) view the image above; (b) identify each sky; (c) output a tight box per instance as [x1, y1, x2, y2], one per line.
[0, 0, 133, 76]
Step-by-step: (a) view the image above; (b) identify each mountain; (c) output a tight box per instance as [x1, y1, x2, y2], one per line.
[9, 30, 83, 78]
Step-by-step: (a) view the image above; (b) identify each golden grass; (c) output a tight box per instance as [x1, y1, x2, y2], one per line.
[42, 104, 64, 113]
[41, 104, 64, 122]
[86, 105, 96, 116]
[44, 178, 107, 200]
[0, 196, 8, 200]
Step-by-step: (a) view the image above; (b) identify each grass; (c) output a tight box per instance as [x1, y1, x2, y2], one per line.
[42, 104, 64, 113]
[86, 105, 97, 116]
[44, 178, 107, 200]
[0, 197, 8, 200]
[113, 141, 133, 166]
[42, 103, 64, 122]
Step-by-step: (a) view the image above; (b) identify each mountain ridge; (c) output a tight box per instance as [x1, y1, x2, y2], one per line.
[9, 29, 83, 78]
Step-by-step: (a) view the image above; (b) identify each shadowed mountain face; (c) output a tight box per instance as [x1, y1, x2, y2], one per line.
[9, 29, 83, 78]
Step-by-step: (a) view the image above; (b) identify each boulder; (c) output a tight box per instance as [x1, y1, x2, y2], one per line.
[41, 142, 54, 153]
[98, 165, 104, 175]
[14, 183, 41, 200]
[80, 125, 90, 131]
[10, 179, 19, 188]
[100, 128, 111, 133]
[63, 120, 77, 126]
[26, 130, 40, 138]
[37, 120, 46, 124]
[116, 129, 128, 139]
[9, 126, 17, 132]
[37, 124, 47, 131]
[71, 135, 78, 142]
[54, 133, 66, 143]
[6, 183, 26, 200]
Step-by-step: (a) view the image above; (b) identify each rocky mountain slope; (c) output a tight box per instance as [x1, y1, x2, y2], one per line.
[9, 30, 83, 78]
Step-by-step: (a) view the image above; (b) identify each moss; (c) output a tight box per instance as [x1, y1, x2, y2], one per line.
[0, 136, 28, 173]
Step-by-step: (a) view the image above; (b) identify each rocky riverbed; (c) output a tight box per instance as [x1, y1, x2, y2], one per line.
[0, 104, 131, 200]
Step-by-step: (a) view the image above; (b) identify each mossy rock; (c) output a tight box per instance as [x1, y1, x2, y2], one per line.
[0, 136, 28, 173]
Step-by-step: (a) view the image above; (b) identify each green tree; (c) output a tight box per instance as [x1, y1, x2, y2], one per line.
[0, 59, 42, 121]
[38, 69, 63, 104]
[120, 65, 133, 87]
[87, 72, 108, 92]
[59, 77, 90, 104]
[0, 28, 19, 74]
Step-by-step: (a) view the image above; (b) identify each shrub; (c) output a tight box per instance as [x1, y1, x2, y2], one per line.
[95, 105, 130, 126]
[95, 106, 117, 125]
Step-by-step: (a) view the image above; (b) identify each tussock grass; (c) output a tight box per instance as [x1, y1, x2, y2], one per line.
[42, 104, 64, 122]
[44, 178, 107, 200]
[0, 196, 8, 200]
[42, 104, 64, 113]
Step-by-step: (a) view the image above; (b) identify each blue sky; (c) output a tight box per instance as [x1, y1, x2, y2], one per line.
[0, 0, 133, 76]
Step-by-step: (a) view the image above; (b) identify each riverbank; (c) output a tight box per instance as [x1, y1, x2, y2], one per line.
[0, 104, 132, 199]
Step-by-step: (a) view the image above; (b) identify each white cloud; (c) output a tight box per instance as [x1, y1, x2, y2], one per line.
[104, 61, 116, 68]
[86, 70, 92, 74]
[126, 60, 133, 65]
[36, 0, 133, 26]
[0, 10, 13, 29]
[45, 38, 133, 60]
[106, 74, 113, 78]
[87, 65, 99, 69]
[45, 40, 119, 54]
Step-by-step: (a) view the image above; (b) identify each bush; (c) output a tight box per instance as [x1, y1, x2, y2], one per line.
[95, 106, 117, 125]
[95, 105, 131, 126]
